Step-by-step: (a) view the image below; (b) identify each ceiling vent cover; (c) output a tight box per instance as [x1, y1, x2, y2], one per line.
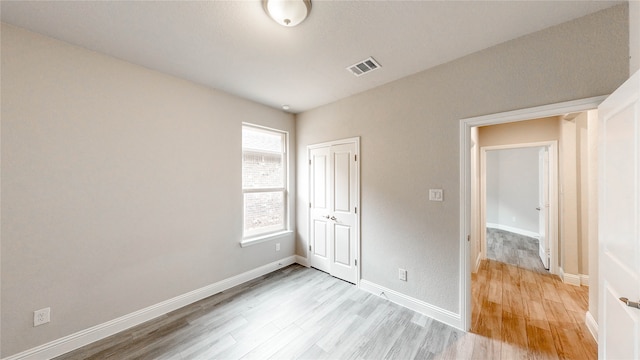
[347, 57, 381, 77]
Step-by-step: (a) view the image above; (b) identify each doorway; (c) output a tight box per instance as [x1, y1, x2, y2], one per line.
[480, 142, 558, 275]
[307, 137, 360, 284]
[460, 96, 605, 331]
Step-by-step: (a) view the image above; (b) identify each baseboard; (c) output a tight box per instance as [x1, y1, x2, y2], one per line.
[295, 255, 309, 267]
[2, 256, 298, 360]
[486, 223, 540, 239]
[585, 311, 598, 343]
[559, 267, 582, 287]
[358, 280, 462, 331]
[580, 274, 589, 286]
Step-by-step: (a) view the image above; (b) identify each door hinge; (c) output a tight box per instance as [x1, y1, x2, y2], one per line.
[309, 159, 311, 165]
[355, 154, 357, 161]
[355, 206, 357, 214]
[467, 235, 470, 242]
[309, 202, 311, 208]
[309, 245, 311, 251]
[355, 259, 357, 266]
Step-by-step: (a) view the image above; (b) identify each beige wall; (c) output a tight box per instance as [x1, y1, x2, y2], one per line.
[296, 5, 628, 314]
[559, 117, 580, 275]
[478, 116, 560, 147]
[1, 23, 296, 357]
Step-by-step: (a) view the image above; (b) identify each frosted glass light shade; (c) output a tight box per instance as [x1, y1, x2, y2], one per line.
[263, 0, 311, 27]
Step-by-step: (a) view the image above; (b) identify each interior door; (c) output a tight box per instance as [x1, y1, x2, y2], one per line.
[538, 147, 550, 269]
[309, 139, 359, 284]
[598, 70, 640, 359]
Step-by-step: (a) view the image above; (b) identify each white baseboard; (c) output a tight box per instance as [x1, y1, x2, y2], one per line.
[3, 256, 298, 360]
[580, 274, 589, 286]
[486, 223, 540, 239]
[559, 267, 582, 287]
[359, 280, 462, 331]
[295, 255, 309, 267]
[585, 311, 598, 343]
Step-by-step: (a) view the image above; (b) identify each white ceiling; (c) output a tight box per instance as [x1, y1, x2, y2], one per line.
[0, 1, 623, 113]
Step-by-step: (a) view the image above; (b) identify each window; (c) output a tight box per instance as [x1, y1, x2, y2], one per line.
[242, 125, 288, 239]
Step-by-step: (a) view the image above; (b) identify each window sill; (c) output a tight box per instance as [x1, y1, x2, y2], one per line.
[240, 230, 293, 248]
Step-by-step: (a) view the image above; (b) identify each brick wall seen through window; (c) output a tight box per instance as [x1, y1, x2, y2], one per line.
[242, 125, 287, 237]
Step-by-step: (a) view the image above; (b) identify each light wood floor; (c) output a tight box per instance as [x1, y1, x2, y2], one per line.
[471, 259, 595, 359]
[55, 260, 596, 359]
[472, 229, 596, 359]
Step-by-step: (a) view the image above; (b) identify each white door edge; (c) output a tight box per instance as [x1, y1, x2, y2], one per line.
[459, 95, 606, 331]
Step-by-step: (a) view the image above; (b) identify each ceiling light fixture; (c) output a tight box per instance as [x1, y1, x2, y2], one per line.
[263, 0, 311, 27]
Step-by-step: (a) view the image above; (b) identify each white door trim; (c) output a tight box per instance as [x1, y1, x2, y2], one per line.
[479, 141, 559, 275]
[459, 95, 607, 331]
[307, 137, 361, 285]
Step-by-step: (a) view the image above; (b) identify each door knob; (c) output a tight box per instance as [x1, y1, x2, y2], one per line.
[536, 207, 541, 211]
[620, 297, 640, 309]
[330, 216, 337, 221]
[324, 215, 330, 219]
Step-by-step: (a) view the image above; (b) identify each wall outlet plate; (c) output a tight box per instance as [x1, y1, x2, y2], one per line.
[275, 243, 281, 251]
[34, 307, 50, 327]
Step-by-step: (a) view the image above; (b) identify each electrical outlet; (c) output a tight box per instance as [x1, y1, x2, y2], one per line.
[275, 243, 281, 251]
[34, 307, 50, 327]
[399, 268, 407, 281]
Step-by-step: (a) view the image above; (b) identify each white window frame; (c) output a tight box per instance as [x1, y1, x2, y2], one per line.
[241, 124, 290, 246]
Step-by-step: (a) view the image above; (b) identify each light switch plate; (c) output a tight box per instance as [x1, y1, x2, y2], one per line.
[429, 189, 443, 201]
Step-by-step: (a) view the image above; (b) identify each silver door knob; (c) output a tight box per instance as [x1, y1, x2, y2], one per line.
[536, 207, 541, 211]
[330, 216, 337, 221]
[620, 297, 640, 309]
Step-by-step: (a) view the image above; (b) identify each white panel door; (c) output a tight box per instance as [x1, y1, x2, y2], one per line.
[538, 147, 550, 269]
[598, 70, 640, 360]
[308, 139, 359, 284]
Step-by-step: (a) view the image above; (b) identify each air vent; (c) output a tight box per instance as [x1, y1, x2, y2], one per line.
[346, 57, 381, 77]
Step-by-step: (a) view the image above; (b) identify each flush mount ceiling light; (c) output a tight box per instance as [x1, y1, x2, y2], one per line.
[263, 0, 311, 27]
